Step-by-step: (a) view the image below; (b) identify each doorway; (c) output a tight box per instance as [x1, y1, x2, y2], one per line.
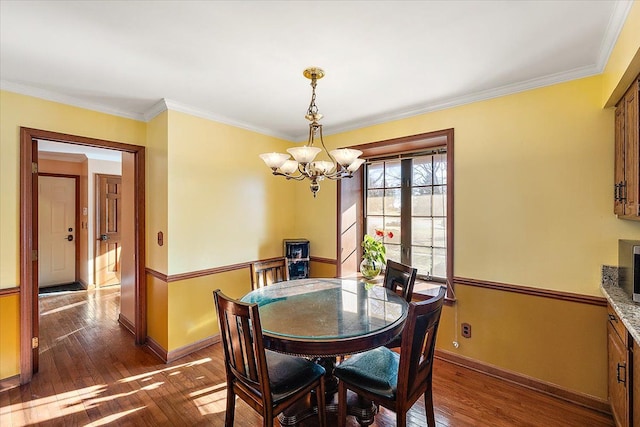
[19, 127, 146, 384]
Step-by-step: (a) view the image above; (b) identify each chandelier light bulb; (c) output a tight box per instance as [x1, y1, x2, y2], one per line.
[259, 152, 290, 169]
[280, 160, 299, 174]
[287, 146, 321, 164]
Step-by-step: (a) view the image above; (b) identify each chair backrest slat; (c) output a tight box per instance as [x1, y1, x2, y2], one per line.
[251, 257, 289, 289]
[383, 260, 417, 303]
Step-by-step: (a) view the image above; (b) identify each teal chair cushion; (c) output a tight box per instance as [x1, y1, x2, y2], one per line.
[334, 347, 399, 399]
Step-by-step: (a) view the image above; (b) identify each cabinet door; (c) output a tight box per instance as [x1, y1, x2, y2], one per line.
[615, 102, 626, 215]
[624, 82, 639, 217]
[609, 323, 629, 427]
[634, 340, 639, 427]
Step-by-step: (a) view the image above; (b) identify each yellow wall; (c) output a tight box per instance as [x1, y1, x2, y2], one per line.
[440, 284, 608, 399]
[308, 76, 640, 296]
[168, 269, 249, 350]
[146, 274, 169, 349]
[166, 111, 296, 275]
[0, 293, 20, 379]
[146, 111, 169, 275]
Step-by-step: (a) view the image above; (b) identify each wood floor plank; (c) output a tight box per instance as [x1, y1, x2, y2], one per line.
[0, 286, 614, 426]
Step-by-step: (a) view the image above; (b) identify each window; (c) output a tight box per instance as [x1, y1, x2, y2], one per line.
[365, 150, 447, 281]
[337, 129, 453, 298]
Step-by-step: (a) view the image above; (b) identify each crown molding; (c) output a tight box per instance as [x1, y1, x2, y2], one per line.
[595, 0, 635, 72]
[315, 63, 602, 140]
[0, 80, 145, 122]
[144, 98, 294, 141]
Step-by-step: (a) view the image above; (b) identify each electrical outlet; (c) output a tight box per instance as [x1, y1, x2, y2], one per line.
[461, 323, 472, 338]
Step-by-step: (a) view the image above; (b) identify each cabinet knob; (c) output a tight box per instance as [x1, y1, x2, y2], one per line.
[608, 313, 617, 322]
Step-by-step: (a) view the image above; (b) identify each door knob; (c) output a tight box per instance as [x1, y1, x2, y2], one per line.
[67, 235, 73, 241]
[100, 234, 108, 241]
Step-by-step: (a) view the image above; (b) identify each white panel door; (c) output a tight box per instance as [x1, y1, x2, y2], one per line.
[39, 176, 76, 287]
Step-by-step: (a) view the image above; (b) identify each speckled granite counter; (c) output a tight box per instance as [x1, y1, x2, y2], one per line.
[601, 283, 640, 344]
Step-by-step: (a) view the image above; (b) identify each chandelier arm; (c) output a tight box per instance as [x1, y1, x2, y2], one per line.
[316, 124, 337, 166]
[272, 170, 307, 181]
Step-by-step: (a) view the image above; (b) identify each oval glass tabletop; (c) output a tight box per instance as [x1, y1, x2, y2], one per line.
[241, 278, 409, 357]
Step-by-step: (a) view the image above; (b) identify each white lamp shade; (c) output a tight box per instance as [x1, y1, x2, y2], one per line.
[312, 161, 335, 173]
[347, 158, 365, 172]
[330, 148, 363, 166]
[287, 146, 321, 164]
[260, 152, 290, 169]
[280, 160, 299, 174]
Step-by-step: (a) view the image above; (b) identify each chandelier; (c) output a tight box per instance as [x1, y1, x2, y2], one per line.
[259, 67, 364, 197]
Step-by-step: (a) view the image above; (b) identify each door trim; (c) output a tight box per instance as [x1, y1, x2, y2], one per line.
[19, 127, 146, 384]
[38, 173, 80, 285]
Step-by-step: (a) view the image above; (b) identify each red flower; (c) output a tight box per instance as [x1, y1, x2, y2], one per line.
[375, 229, 384, 237]
[387, 231, 393, 239]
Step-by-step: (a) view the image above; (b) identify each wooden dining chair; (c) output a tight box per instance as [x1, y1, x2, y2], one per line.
[382, 260, 417, 348]
[213, 290, 327, 427]
[250, 257, 289, 289]
[334, 287, 446, 427]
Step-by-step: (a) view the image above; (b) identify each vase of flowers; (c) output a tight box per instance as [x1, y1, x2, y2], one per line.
[360, 229, 393, 280]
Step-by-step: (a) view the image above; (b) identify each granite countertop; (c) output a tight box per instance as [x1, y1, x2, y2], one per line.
[601, 283, 640, 344]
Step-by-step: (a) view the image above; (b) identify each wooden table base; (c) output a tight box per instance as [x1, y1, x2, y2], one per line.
[278, 389, 378, 427]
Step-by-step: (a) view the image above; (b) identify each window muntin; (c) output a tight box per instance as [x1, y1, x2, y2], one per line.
[365, 151, 447, 281]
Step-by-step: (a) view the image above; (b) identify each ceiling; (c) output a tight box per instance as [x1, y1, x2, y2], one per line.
[0, 1, 633, 142]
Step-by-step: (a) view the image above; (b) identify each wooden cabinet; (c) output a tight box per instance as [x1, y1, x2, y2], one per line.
[608, 305, 629, 427]
[607, 303, 640, 427]
[614, 76, 640, 220]
[634, 339, 639, 427]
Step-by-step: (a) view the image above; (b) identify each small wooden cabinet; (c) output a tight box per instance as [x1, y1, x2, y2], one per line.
[608, 305, 629, 426]
[607, 303, 640, 427]
[634, 339, 639, 427]
[614, 75, 640, 220]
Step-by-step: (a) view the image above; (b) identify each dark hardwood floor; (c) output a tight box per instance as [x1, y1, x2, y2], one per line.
[0, 286, 613, 426]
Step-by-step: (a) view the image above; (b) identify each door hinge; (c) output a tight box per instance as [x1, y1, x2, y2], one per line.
[32, 250, 38, 261]
[32, 162, 38, 174]
[32, 337, 39, 349]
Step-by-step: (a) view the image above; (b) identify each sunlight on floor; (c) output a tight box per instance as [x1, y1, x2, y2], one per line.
[117, 357, 211, 384]
[40, 300, 88, 316]
[189, 382, 227, 416]
[85, 407, 145, 426]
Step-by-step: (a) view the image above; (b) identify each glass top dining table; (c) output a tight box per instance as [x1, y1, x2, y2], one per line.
[241, 277, 409, 357]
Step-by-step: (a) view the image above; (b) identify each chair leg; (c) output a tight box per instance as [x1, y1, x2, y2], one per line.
[316, 379, 327, 427]
[424, 390, 435, 427]
[337, 381, 347, 427]
[396, 410, 406, 427]
[225, 385, 236, 427]
[263, 407, 274, 427]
